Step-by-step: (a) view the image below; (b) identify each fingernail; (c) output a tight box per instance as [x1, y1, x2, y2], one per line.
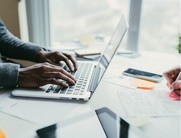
[65, 84, 69, 87]
[70, 80, 75, 84]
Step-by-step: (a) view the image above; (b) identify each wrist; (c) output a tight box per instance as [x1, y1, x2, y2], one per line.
[17, 68, 25, 87]
[36, 49, 47, 62]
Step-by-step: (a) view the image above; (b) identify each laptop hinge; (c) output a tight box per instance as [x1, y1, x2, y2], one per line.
[88, 65, 101, 92]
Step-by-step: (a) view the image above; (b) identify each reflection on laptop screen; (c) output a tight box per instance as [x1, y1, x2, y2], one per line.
[94, 15, 128, 90]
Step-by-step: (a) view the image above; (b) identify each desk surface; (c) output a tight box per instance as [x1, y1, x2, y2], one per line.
[0, 51, 180, 138]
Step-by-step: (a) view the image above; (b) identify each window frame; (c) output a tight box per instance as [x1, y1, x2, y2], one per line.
[25, 0, 52, 47]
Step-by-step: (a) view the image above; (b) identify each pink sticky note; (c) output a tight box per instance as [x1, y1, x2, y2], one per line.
[169, 92, 180, 100]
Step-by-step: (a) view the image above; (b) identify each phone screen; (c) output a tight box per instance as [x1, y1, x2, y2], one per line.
[123, 68, 162, 82]
[36, 107, 140, 138]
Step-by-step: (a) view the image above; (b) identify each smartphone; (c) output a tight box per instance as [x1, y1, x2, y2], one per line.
[36, 107, 141, 138]
[123, 68, 162, 82]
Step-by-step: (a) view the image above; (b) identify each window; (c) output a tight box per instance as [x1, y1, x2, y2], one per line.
[25, 0, 179, 53]
[50, 0, 127, 50]
[20, 0, 51, 47]
[50, 0, 179, 53]
[139, 0, 179, 53]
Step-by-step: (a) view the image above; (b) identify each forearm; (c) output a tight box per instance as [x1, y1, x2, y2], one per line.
[0, 19, 43, 62]
[0, 63, 19, 88]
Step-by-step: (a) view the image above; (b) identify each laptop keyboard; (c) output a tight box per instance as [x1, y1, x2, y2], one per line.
[45, 62, 93, 95]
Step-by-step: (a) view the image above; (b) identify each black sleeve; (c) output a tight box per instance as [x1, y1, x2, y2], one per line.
[0, 19, 44, 62]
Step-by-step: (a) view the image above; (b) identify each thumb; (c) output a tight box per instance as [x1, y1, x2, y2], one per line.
[171, 80, 181, 90]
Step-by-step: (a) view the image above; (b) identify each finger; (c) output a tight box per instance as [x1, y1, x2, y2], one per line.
[163, 73, 174, 85]
[166, 82, 171, 88]
[42, 67, 76, 82]
[61, 55, 74, 72]
[170, 80, 181, 90]
[39, 78, 69, 88]
[59, 68, 76, 82]
[173, 89, 181, 96]
[48, 52, 75, 72]
[163, 66, 181, 81]
[42, 72, 76, 85]
[63, 53, 78, 71]
[40, 62, 67, 72]
[39, 63, 76, 82]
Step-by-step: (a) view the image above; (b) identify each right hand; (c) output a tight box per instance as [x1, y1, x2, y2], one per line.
[18, 62, 76, 88]
[163, 66, 181, 95]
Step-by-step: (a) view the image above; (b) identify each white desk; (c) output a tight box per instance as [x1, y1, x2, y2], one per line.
[0, 51, 180, 138]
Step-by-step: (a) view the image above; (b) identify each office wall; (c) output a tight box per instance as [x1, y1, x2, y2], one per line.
[0, 0, 20, 38]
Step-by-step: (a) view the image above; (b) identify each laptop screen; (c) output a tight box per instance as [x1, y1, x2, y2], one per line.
[93, 15, 128, 90]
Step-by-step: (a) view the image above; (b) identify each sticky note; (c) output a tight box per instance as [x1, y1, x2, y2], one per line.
[169, 92, 180, 101]
[130, 78, 157, 90]
[0, 129, 6, 138]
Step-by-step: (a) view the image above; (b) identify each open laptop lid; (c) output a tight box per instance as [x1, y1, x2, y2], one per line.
[91, 14, 128, 92]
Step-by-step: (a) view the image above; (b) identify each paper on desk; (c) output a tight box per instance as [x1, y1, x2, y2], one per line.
[19, 106, 99, 138]
[106, 76, 157, 90]
[0, 93, 17, 110]
[1, 97, 80, 125]
[117, 89, 180, 117]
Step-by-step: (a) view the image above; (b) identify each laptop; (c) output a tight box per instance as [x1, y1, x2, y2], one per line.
[35, 107, 140, 138]
[12, 14, 128, 101]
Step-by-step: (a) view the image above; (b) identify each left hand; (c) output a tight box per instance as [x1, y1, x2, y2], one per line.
[37, 50, 78, 72]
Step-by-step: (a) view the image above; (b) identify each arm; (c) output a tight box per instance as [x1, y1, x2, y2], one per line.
[0, 63, 19, 88]
[0, 19, 43, 62]
[0, 19, 77, 88]
[0, 19, 78, 70]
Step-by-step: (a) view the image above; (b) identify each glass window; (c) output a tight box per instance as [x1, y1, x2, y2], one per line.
[140, 0, 179, 53]
[50, 0, 127, 49]
[50, 0, 179, 53]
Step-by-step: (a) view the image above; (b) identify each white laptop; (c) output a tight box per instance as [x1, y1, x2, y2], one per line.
[12, 15, 128, 101]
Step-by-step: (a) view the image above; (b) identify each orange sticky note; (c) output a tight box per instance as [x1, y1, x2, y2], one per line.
[0, 129, 6, 138]
[130, 78, 157, 90]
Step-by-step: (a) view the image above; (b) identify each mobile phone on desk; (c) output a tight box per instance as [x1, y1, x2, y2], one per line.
[36, 107, 142, 138]
[123, 68, 163, 82]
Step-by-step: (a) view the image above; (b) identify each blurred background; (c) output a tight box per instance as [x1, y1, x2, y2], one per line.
[0, 0, 180, 54]
[50, 0, 180, 53]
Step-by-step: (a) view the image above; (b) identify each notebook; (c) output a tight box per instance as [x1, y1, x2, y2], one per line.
[12, 14, 128, 101]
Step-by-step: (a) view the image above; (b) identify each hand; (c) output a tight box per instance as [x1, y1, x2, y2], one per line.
[163, 66, 181, 95]
[18, 62, 76, 88]
[169, 80, 181, 96]
[37, 50, 78, 72]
